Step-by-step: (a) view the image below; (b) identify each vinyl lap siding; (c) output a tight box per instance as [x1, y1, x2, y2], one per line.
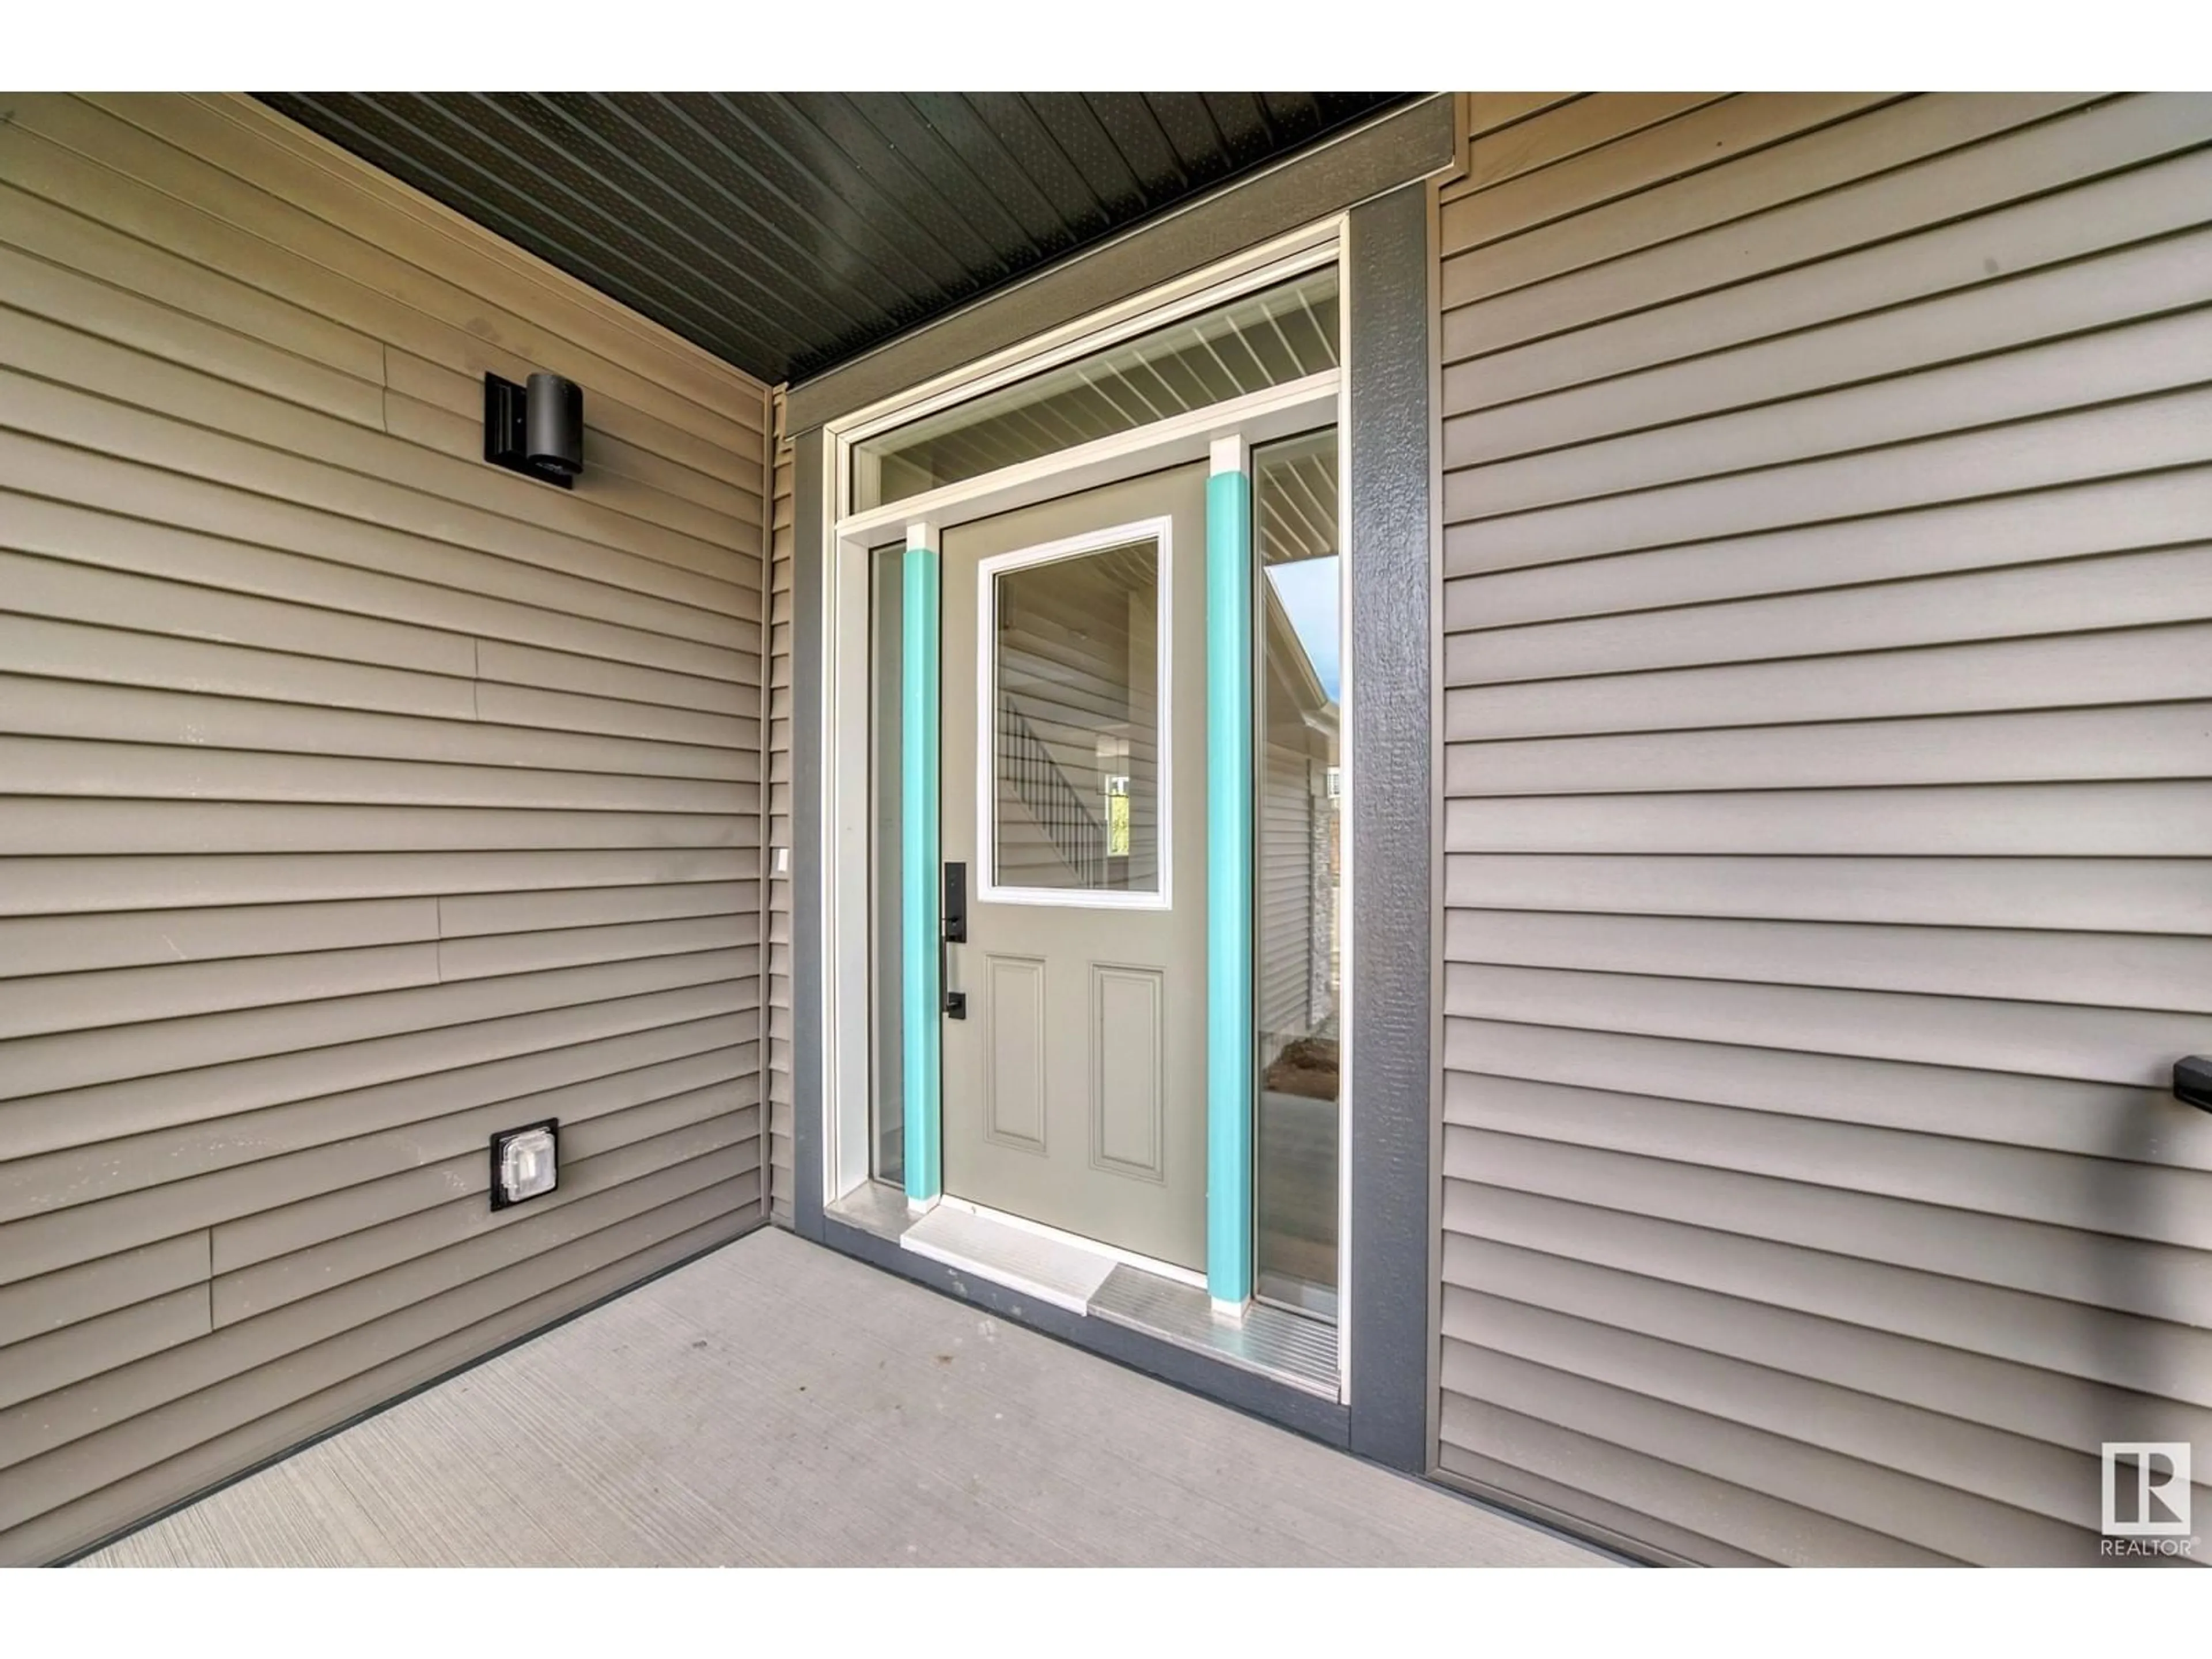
[1258, 741, 1313, 1045]
[1434, 92, 2212, 1566]
[0, 93, 772, 1563]
[767, 397, 796, 1225]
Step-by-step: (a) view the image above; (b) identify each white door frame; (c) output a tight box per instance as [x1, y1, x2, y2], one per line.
[813, 214, 1355, 1392]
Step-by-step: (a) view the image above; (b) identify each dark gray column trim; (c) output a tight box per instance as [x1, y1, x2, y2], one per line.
[790, 159, 1438, 1467]
[1344, 179, 1434, 1474]
[792, 428, 828, 1245]
[784, 94, 1454, 436]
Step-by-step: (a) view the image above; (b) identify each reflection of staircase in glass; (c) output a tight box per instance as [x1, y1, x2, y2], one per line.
[999, 706, 1107, 887]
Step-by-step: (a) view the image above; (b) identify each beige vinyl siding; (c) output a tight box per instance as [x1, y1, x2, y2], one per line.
[0, 93, 772, 1563]
[766, 397, 796, 1225]
[1434, 92, 2212, 1566]
[1257, 742, 1313, 1045]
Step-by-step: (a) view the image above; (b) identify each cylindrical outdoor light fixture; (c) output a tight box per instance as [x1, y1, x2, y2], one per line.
[524, 372, 583, 480]
[483, 369, 585, 488]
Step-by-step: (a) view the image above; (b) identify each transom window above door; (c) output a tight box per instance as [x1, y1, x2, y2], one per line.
[850, 265, 1339, 513]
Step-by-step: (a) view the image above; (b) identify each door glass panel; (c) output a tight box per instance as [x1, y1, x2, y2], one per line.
[1252, 427, 1340, 1320]
[989, 537, 1161, 897]
[868, 540, 905, 1184]
[853, 266, 1339, 512]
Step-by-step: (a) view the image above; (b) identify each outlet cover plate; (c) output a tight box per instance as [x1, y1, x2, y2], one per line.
[490, 1119, 560, 1210]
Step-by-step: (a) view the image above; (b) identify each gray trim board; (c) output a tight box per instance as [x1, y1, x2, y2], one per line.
[1343, 179, 1435, 1474]
[793, 427, 829, 1245]
[785, 95, 1456, 434]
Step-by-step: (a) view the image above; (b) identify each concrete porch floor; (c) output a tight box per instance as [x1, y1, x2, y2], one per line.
[78, 1229, 1607, 1568]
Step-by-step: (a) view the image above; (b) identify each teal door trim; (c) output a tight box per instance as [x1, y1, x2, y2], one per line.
[901, 539, 942, 1205]
[1204, 442, 1255, 1309]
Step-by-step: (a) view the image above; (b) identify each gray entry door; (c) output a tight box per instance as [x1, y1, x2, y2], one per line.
[940, 462, 1210, 1271]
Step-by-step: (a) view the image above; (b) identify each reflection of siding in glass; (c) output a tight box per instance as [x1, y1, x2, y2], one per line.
[990, 541, 1159, 893]
[1251, 426, 1342, 1321]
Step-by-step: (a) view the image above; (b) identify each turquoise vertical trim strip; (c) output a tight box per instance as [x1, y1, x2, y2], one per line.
[1205, 469, 1255, 1306]
[901, 545, 942, 1205]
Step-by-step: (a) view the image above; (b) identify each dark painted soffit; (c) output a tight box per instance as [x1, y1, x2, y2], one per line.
[257, 93, 1411, 386]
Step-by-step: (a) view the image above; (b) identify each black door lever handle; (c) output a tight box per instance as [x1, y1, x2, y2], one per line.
[942, 861, 967, 1019]
[942, 935, 965, 1019]
[943, 861, 967, 944]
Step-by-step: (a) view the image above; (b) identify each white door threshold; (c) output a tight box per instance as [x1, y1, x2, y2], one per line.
[835, 1182, 1340, 1399]
[899, 1203, 1118, 1315]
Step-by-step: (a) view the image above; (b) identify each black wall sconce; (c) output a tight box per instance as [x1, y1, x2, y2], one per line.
[484, 370, 584, 488]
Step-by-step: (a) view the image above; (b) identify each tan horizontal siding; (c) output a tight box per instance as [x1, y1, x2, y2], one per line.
[1258, 744, 1312, 1041]
[766, 401, 796, 1226]
[0, 1236, 212, 1351]
[1444, 853, 2212, 935]
[0, 1183, 757, 1537]
[0, 1023, 755, 1240]
[382, 348, 763, 501]
[1446, 622, 2212, 740]
[0, 93, 772, 1563]
[1442, 1017, 2212, 1175]
[0, 388, 756, 619]
[0, 800, 752, 857]
[1446, 94, 1731, 201]
[1444, 93, 1897, 252]
[0, 849, 759, 916]
[1442, 92, 2098, 312]
[1441, 93, 2195, 371]
[1442, 910, 2212, 1016]
[1433, 92, 2212, 1565]
[0, 672, 750, 778]
[0, 1206, 747, 1569]
[0, 475, 756, 675]
[211, 1111, 763, 1320]
[1442, 1176, 2212, 1411]
[209, 1083, 756, 1279]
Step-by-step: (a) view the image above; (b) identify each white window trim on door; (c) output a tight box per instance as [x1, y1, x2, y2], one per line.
[976, 514, 1175, 912]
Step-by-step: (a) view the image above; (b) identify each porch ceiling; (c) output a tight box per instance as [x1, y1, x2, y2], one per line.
[256, 93, 1410, 385]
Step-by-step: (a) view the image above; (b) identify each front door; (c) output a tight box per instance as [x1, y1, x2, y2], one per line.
[939, 463, 1210, 1270]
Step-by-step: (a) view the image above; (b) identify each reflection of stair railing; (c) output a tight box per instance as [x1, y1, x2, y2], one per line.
[999, 706, 1107, 886]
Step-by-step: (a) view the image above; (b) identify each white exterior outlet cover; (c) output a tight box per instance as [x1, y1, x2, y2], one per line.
[490, 1120, 559, 1210]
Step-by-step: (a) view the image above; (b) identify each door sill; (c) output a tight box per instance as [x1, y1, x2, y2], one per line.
[825, 1181, 1339, 1398]
[900, 1203, 1116, 1314]
[1089, 1267, 1338, 1397]
[932, 1194, 1208, 1292]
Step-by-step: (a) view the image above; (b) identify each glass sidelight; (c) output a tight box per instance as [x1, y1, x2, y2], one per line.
[1251, 427, 1342, 1320]
[868, 540, 906, 1184]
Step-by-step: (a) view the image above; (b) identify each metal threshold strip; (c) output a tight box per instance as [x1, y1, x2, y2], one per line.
[826, 1184, 1338, 1397]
